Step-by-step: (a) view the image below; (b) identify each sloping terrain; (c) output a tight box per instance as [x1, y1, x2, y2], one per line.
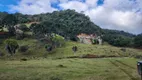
[0, 58, 140, 80]
[0, 39, 142, 80]
[0, 38, 142, 59]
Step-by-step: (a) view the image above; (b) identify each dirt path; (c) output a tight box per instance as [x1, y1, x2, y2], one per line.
[109, 60, 139, 80]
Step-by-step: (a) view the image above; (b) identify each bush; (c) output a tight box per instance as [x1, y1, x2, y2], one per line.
[0, 51, 5, 56]
[18, 45, 29, 52]
[4, 39, 19, 48]
[16, 29, 24, 40]
[4, 39, 19, 55]
[52, 34, 65, 48]
[24, 32, 33, 38]
[45, 44, 52, 52]
[0, 39, 3, 44]
[91, 39, 98, 44]
[19, 24, 30, 32]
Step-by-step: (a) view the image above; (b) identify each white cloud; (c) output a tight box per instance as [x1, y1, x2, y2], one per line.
[10, 0, 57, 14]
[85, 0, 98, 8]
[85, 0, 142, 34]
[10, 0, 142, 34]
[59, 1, 88, 12]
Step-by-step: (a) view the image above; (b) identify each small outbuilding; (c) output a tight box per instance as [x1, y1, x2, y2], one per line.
[77, 33, 102, 45]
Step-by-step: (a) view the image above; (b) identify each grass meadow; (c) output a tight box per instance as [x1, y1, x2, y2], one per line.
[0, 39, 142, 80]
[0, 58, 140, 80]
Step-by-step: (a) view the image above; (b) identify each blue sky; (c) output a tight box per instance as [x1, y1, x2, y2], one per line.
[0, 0, 104, 13]
[0, 0, 18, 12]
[0, 0, 142, 34]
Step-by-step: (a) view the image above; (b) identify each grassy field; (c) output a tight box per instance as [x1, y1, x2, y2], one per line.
[0, 39, 142, 80]
[0, 38, 142, 59]
[0, 58, 140, 80]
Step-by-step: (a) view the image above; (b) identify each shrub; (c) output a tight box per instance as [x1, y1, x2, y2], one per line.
[72, 46, 78, 53]
[91, 39, 98, 44]
[0, 51, 5, 56]
[52, 34, 65, 48]
[20, 58, 27, 61]
[18, 45, 29, 52]
[24, 32, 33, 38]
[4, 39, 19, 55]
[0, 39, 3, 44]
[120, 48, 126, 52]
[45, 44, 52, 52]
[16, 29, 24, 40]
[19, 24, 30, 32]
[5, 39, 19, 48]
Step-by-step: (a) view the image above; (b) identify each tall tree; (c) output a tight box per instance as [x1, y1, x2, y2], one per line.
[2, 14, 18, 35]
[134, 34, 142, 48]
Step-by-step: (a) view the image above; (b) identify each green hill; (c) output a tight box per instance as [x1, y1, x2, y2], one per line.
[0, 38, 142, 80]
[0, 38, 141, 59]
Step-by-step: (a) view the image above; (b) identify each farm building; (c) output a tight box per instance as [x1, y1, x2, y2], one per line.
[77, 33, 102, 45]
[77, 33, 96, 44]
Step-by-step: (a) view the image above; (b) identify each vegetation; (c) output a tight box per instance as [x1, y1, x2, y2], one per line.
[0, 38, 141, 59]
[0, 10, 142, 48]
[0, 58, 140, 80]
[31, 10, 101, 41]
[134, 34, 142, 48]
[4, 39, 19, 55]
[102, 29, 135, 47]
[18, 24, 30, 32]
[0, 10, 142, 80]
[0, 38, 142, 80]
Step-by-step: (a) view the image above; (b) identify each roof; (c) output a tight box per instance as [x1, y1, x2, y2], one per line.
[77, 33, 96, 39]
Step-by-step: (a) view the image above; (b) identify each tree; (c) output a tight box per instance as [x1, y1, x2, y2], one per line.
[102, 29, 135, 47]
[5, 39, 19, 55]
[72, 46, 78, 55]
[31, 10, 101, 41]
[51, 34, 65, 48]
[2, 14, 18, 35]
[0, 12, 8, 27]
[14, 13, 30, 23]
[134, 34, 142, 48]
[102, 34, 132, 47]
[2, 14, 17, 26]
[19, 24, 30, 32]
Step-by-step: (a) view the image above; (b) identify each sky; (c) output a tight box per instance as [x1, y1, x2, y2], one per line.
[0, 0, 142, 34]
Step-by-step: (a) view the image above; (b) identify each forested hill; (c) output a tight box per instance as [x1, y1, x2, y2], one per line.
[0, 10, 102, 40]
[1, 10, 141, 47]
[0, 10, 135, 37]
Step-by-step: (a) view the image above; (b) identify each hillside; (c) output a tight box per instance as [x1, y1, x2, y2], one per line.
[0, 39, 142, 80]
[0, 10, 142, 80]
[1, 10, 138, 48]
[0, 58, 140, 80]
[0, 38, 142, 59]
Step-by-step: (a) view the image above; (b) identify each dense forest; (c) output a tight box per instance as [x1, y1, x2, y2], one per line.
[0, 9, 142, 48]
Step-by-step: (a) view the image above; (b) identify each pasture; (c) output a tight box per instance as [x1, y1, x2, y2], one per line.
[0, 58, 140, 80]
[0, 39, 142, 80]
